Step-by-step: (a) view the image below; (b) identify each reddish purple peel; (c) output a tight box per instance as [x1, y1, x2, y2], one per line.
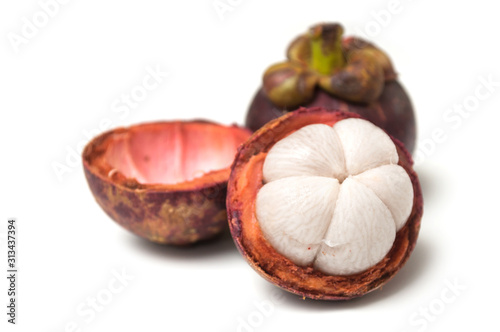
[83, 120, 251, 245]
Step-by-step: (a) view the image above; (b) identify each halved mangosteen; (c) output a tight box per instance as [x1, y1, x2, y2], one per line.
[227, 107, 423, 300]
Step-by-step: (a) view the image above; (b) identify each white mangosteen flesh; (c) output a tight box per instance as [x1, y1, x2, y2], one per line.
[256, 118, 414, 275]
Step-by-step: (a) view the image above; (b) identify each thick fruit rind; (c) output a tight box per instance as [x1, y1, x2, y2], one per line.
[83, 121, 250, 245]
[228, 107, 423, 300]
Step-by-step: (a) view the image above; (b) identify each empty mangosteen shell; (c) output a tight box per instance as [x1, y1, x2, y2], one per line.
[83, 120, 251, 245]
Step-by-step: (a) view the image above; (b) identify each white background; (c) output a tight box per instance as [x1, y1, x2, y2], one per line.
[1, 1, 499, 331]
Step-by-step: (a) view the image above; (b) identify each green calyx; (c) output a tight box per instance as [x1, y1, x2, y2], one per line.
[309, 24, 346, 75]
[262, 23, 395, 108]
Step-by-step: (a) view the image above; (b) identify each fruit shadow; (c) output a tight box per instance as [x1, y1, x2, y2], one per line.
[126, 227, 240, 262]
[414, 164, 445, 206]
[261, 237, 434, 311]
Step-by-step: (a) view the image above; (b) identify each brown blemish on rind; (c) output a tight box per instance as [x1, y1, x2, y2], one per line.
[228, 107, 423, 300]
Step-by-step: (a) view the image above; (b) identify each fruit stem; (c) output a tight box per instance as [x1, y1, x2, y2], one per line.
[309, 24, 346, 75]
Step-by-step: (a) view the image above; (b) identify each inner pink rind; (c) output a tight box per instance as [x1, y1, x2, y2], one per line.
[104, 122, 251, 185]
